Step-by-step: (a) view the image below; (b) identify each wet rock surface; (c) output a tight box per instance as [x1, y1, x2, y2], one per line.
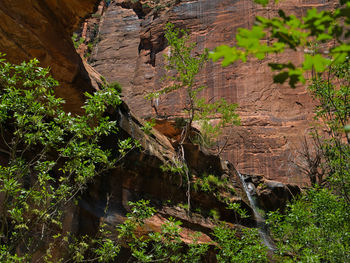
[243, 174, 301, 212]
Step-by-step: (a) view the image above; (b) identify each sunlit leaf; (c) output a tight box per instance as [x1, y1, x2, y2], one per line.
[303, 54, 331, 72]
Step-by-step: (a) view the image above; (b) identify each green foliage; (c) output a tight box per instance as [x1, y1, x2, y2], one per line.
[108, 81, 122, 93]
[212, 225, 268, 262]
[160, 160, 189, 180]
[268, 188, 350, 262]
[210, 1, 350, 87]
[226, 202, 250, 220]
[264, 60, 350, 261]
[253, 0, 270, 6]
[89, 24, 102, 54]
[72, 20, 101, 60]
[91, 13, 102, 18]
[66, 223, 120, 263]
[307, 61, 350, 200]
[146, 23, 207, 102]
[192, 173, 226, 193]
[0, 54, 137, 261]
[113, 199, 270, 262]
[160, 159, 190, 205]
[253, 0, 281, 6]
[72, 33, 85, 49]
[174, 117, 187, 129]
[0, 245, 27, 262]
[117, 200, 209, 262]
[177, 202, 189, 211]
[193, 97, 240, 146]
[147, 23, 240, 147]
[209, 209, 220, 221]
[141, 118, 156, 135]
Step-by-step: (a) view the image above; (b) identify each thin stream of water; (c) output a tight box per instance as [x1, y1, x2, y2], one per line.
[237, 171, 276, 251]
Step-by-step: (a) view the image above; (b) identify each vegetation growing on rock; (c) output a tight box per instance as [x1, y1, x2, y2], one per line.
[210, 0, 350, 261]
[0, 0, 349, 262]
[0, 55, 137, 261]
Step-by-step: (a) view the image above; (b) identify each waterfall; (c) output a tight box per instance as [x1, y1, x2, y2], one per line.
[237, 171, 276, 251]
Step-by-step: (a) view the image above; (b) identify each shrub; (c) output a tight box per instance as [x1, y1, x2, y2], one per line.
[0, 54, 137, 261]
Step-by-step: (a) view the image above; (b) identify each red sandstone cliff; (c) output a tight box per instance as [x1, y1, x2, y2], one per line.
[0, 0, 305, 260]
[90, 0, 338, 184]
[0, 0, 100, 113]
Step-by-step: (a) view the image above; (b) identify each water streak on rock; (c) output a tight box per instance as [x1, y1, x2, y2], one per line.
[237, 171, 276, 251]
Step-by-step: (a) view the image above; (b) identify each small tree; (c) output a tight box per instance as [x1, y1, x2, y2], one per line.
[148, 23, 240, 148]
[290, 136, 325, 186]
[308, 60, 350, 201]
[147, 23, 240, 213]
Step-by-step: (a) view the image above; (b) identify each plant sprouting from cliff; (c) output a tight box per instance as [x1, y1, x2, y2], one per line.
[0, 54, 138, 261]
[146, 23, 240, 214]
[147, 23, 240, 147]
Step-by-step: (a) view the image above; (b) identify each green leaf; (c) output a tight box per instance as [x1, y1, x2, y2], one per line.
[331, 44, 350, 53]
[209, 45, 238, 66]
[316, 33, 333, 41]
[254, 0, 269, 6]
[303, 54, 331, 72]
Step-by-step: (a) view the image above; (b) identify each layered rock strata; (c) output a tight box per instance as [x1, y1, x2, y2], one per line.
[90, 0, 338, 184]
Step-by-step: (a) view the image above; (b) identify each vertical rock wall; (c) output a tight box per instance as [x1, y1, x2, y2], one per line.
[91, 0, 338, 184]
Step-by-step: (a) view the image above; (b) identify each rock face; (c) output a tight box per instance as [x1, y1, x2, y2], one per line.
[0, 0, 99, 113]
[90, 0, 338, 184]
[0, 0, 302, 260]
[244, 174, 301, 212]
[79, 101, 256, 233]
